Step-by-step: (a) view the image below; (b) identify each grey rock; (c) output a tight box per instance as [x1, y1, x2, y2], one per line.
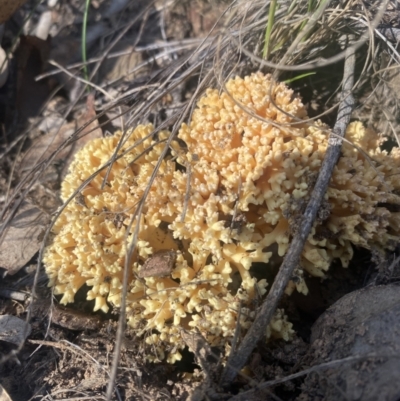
[299, 284, 400, 401]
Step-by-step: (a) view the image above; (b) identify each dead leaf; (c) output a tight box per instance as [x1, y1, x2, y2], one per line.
[76, 93, 103, 145]
[138, 250, 177, 278]
[98, 39, 143, 84]
[0, 201, 49, 275]
[0, 315, 31, 345]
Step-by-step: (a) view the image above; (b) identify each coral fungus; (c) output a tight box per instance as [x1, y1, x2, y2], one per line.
[44, 72, 400, 362]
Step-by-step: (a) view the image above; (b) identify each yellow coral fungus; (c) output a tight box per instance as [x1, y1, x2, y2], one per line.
[44, 124, 176, 313]
[44, 73, 400, 362]
[175, 73, 400, 283]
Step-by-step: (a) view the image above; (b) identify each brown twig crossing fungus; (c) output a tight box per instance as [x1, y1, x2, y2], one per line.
[44, 73, 400, 362]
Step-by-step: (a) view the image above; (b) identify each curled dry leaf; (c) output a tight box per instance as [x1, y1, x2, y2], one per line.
[0, 201, 49, 275]
[0, 315, 31, 345]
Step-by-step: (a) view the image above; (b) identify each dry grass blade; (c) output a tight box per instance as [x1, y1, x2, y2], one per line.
[220, 35, 356, 386]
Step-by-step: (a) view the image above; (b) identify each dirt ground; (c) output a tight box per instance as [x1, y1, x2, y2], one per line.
[1, 1, 400, 400]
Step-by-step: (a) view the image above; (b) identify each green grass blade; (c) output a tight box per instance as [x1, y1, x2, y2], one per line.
[262, 0, 278, 60]
[283, 72, 316, 84]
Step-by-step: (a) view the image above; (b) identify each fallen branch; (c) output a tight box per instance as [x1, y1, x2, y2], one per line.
[220, 38, 356, 386]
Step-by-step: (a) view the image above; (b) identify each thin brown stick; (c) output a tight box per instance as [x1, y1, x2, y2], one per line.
[220, 37, 356, 386]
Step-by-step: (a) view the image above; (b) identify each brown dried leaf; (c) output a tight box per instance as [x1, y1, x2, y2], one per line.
[76, 93, 103, 145]
[98, 39, 143, 83]
[138, 250, 177, 278]
[0, 201, 49, 275]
